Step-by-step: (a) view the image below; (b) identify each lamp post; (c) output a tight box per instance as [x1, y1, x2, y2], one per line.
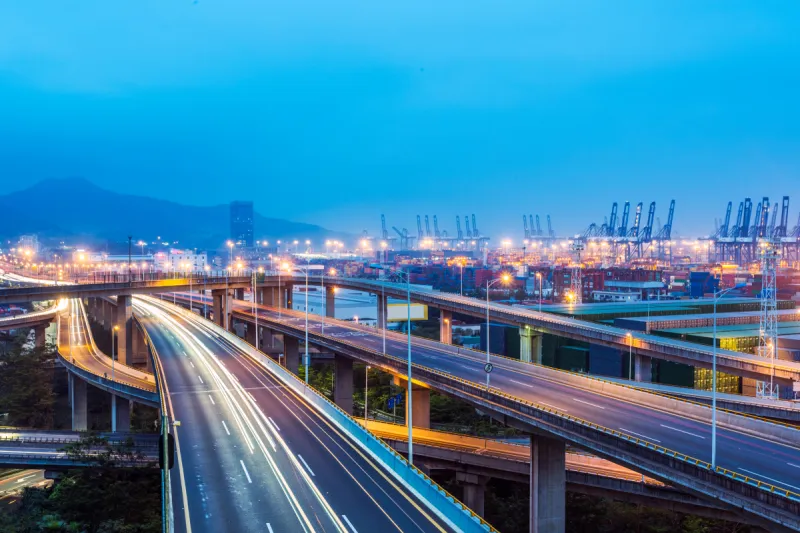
[536, 272, 543, 312]
[203, 265, 210, 319]
[711, 283, 745, 469]
[323, 268, 336, 334]
[364, 365, 370, 426]
[303, 259, 310, 383]
[485, 274, 511, 389]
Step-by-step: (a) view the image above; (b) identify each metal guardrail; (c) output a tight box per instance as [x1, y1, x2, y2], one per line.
[151, 297, 498, 533]
[55, 303, 158, 404]
[240, 308, 800, 510]
[138, 316, 173, 533]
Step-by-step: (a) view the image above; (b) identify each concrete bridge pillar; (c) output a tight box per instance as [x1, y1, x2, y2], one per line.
[245, 323, 256, 346]
[635, 354, 653, 382]
[116, 295, 133, 365]
[325, 286, 336, 318]
[211, 289, 227, 327]
[457, 472, 488, 517]
[440, 310, 452, 344]
[393, 376, 431, 429]
[283, 335, 300, 373]
[260, 287, 278, 307]
[234, 288, 244, 300]
[333, 355, 354, 415]
[71, 375, 88, 431]
[33, 324, 48, 348]
[260, 328, 274, 352]
[376, 294, 386, 329]
[529, 434, 566, 533]
[519, 327, 543, 364]
[285, 283, 294, 309]
[111, 394, 131, 433]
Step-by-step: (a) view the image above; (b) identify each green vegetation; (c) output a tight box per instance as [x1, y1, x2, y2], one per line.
[0, 434, 160, 533]
[0, 336, 55, 428]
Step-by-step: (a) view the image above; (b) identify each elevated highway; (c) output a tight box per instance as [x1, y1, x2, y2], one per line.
[0, 429, 159, 469]
[227, 300, 800, 532]
[135, 296, 492, 533]
[57, 299, 159, 415]
[3, 274, 797, 382]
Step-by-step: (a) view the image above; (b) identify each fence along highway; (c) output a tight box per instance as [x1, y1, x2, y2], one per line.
[134, 296, 480, 533]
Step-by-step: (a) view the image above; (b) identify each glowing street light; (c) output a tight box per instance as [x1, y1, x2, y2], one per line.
[485, 273, 511, 389]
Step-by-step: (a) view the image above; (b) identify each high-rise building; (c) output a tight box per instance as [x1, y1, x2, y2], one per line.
[230, 201, 254, 248]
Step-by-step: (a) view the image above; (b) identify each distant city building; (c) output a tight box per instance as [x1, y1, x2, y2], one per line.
[164, 249, 208, 272]
[230, 201, 254, 248]
[17, 235, 40, 254]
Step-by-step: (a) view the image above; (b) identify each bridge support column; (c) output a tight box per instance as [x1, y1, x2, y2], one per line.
[116, 295, 133, 365]
[529, 434, 565, 533]
[635, 354, 652, 382]
[245, 323, 256, 346]
[376, 294, 386, 329]
[457, 472, 488, 517]
[285, 283, 294, 309]
[212, 289, 227, 327]
[234, 288, 244, 300]
[333, 355, 354, 415]
[259, 287, 277, 307]
[111, 394, 131, 433]
[440, 310, 452, 344]
[393, 376, 431, 429]
[326, 286, 336, 318]
[283, 335, 300, 373]
[261, 328, 274, 351]
[519, 327, 543, 364]
[71, 375, 88, 431]
[33, 324, 47, 348]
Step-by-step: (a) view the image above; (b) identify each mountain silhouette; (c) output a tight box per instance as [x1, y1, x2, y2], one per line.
[0, 177, 344, 249]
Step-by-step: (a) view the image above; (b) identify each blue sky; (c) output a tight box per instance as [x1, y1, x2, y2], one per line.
[1, 1, 799, 239]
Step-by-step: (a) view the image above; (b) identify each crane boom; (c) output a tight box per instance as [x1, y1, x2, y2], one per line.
[721, 201, 732, 237]
[629, 202, 643, 237]
[643, 201, 656, 241]
[433, 215, 441, 238]
[523, 215, 529, 239]
[416, 215, 424, 239]
[741, 198, 753, 237]
[535, 215, 542, 236]
[456, 216, 464, 240]
[381, 214, 389, 239]
[465, 215, 473, 238]
[547, 215, 554, 238]
[472, 214, 479, 237]
[608, 202, 618, 237]
[618, 202, 630, 236]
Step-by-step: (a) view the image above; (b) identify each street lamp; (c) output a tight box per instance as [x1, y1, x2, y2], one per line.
[485, 273, 511, 389]
[278, 262, 290, 318]
[365, 365, 370, 427]
[536, 272, 543, 312]
[227, 241, 234, 268]
[711, 283, 746, 469]
[379, 267, 414, 463]
[322, 268, 336, 334]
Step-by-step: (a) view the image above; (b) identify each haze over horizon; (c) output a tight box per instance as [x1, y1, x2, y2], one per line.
[2, 1, 799, 239]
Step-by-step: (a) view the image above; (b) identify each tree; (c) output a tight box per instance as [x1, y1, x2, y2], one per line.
[0, 337, 56, 427]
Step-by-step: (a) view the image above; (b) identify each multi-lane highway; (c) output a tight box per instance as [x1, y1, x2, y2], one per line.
[134, 297, 466, 533]
[231, 301, 800, 500]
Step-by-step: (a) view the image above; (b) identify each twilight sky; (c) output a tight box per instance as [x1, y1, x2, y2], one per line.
[1, 1, 799, 239]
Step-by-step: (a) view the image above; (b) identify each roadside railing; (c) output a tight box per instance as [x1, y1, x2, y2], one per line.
[148, 296, 498, 533]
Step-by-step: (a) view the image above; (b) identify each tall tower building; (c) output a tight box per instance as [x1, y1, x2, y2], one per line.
[230, 201, 254, 248]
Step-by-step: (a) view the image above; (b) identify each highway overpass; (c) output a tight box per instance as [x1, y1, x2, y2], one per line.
[2, 273, 798, 384]
[222, 299, 800, 532]
[134, 296, 494, 533]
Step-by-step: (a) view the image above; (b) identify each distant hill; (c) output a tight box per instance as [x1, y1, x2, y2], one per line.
[0, 178, 346, 249]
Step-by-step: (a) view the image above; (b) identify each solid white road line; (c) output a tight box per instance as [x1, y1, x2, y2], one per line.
[190, 361, 195, 368]
[222, 421, 231, 436]
[538, 401, 567, 412]
[739, 468, 800, 491]
[620, 428, 661, 443]
[198, 375, 204, 384]
[266, 524, 274, 533]
[342, 515, 358, 533]
[297, 455, 315, 477]
[208, 395, 215, 405]
[268, 417, 280, 431]
[660, 424, 704, 439]
[573, 398, 605, 409]
[788, 463, 800, 469]
[510, 379, 532, 388]
[240, 460, 252, 483]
